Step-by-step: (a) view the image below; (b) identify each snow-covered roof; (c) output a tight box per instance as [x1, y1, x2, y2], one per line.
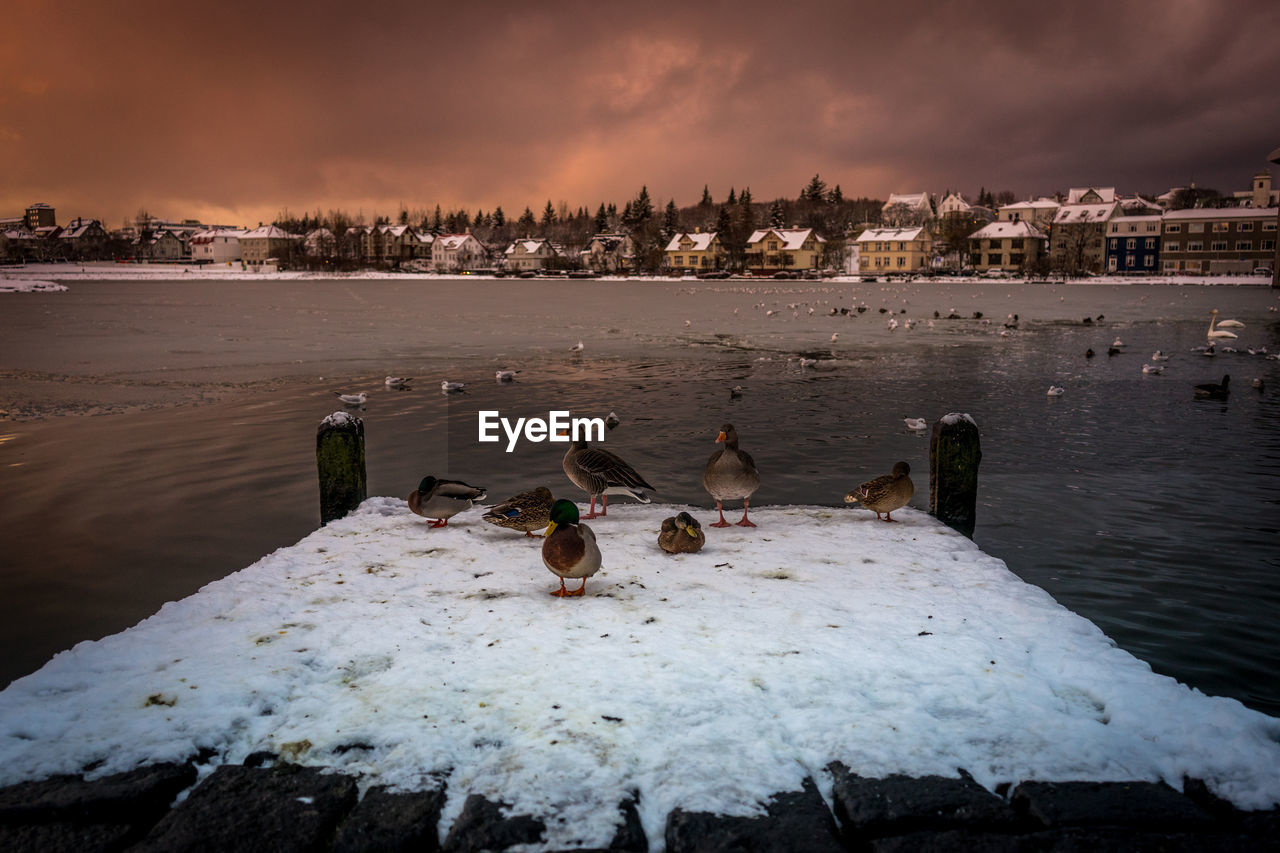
[1000, 198, 1060, 212]
[665, 231, 719, 252]
[883, 192, 932, 211]
[58, 219, 104, 239]
[1162, 206, 1279, 221]
[190, 229, 246, 244]
[969, 221, 1047, 240]
[505, 239, 552, 256]
[746, 228, 824, 250]
[1066, 187, 1116, 204]
[856, 226, 928, 243]
[435, 233, 476, 250]
[241, 225, 299, 240]
[1052, 203, 1117, 224]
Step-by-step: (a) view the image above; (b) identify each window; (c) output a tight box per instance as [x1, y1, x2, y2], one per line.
[1240, 222, 1254, 232]
[1186, 260, 1202, 272]
[1165, 224, 1181, 233]
[1144, 255, 1154, 268]
[1165, 241, 1180, 251]
[1126, 254, 1135, 267]
[1147, 223, 1158, 232]
[1010, 254, 1024, 266]
[1237, 241, 1252, 251]
[1110, 239, 1118, 250]
[1261, 240, 1276, 251]
[1210, 241, 1228, 251]
[1164, 260, 1179, 272]
[1126, 238, 1136, 250]
[1145, 238, 1156, 249]
[1110, 224, 1119, 234]
[1129, 224, 1138, 233]
[1263, 222, 1276, 231]
[897, 256, 906, 268]
[673, 256, 683, 266]
[1187, 241, 1204, 252]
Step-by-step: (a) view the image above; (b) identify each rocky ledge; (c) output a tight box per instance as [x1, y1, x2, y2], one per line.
[1, 760, 1277, 852]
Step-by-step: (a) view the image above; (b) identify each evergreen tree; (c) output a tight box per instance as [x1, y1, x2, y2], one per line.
[493, 206, 506, 227]
[769, 199, 786, 228]
[633, 186, 654, 223]
[801, 174, 827, 202]
[518, 207, 536, 233]
[827, 184, 844, 205]
[431, 205, 443, 233]
[700, 184, 713, 207]
[594, 203, 608, 233]
[398, 209, 409, 226]
[542, 200, 557, 227]
[662, 199, 680, 240]
[727, 187, 737, 206]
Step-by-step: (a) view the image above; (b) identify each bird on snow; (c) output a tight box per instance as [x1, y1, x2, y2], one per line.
[703, 423, 761, 528]
[333, 391, 368, 406]
[658, 511, 705, 554]
[407, 476, 487, 528]
[482, 486, 554, 537]
[845, 461, 914, 522]
[541, 499, 602, 597]
[561, 435, 654, 518]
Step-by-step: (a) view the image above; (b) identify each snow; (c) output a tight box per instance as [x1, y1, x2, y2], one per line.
[0, 278, 67, 292]
[320, 410, 358, 429]
[1, 501, 1277, 849]
[939, 412, 976, 426]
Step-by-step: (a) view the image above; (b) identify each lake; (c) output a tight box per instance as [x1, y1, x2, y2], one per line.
[2, 276, 1278, 714]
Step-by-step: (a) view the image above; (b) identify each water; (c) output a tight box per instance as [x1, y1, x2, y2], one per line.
[2, 278, 1279, 714]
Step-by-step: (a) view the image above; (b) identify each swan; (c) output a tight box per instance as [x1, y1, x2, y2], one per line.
[1215, 318, 1245, 329]
[1046, 386, 1065, 397]
[1207, 310, 1238, 340]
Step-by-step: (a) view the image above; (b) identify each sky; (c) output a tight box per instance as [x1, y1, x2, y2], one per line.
[4, 0, 1279, 230]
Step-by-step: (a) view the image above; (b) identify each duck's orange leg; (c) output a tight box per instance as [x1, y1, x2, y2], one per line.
[710, 501, 731, 528]
[735, 499, 757, 528]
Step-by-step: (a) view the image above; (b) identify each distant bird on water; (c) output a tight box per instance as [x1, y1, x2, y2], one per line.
[569, 340, 584, 353]
[441, 380, 465, 392]
[384, 376, 411, 388]
[494, 369, 517, 382]
[1207, 310, 1238, 340]
[904, 417, 927, 431]
[1193, 375, 1230, 400]
[845, 461, 914, 522]
[605, 411, 620, 430]
[1046, 386, 1065, 397]
[333, 391, 367, 406]
[408, 476, 486, 528]
[1142, 364, 1164, 375]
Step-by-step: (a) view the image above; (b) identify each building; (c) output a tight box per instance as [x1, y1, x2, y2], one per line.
[881, 193, 934, 225]
[1159, 207, 1277, 275]
[239, 225, 300, 266]
[1048, 189, 1119, 274]
[58, 218, 110, 258]
[380, 225, 418, 265]
[744, 227, 825, 274]
[967, 221, 1047, 272]
[133, 229, 184, 261]
[581, 234, 633, 273]
[504, 238, 559, 271]
[191, 229, 245, 263]
[936, 193, 971, 219]
[1103, 215, 1161, 274]
[999, 198, 1060, 228]
[25, 202, 56, 229]
[431, 233, 487, 272]
[855, 226, 934, 274]
[664, 230, 724, 273]
[1230, 170, 1279, 208]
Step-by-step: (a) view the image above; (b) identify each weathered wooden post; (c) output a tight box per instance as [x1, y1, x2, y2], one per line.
[929, 413, 980, 537]
[317, 411, 366, 525]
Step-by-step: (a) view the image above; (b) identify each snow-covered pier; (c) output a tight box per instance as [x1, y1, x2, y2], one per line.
[1, 501, 1278, 850]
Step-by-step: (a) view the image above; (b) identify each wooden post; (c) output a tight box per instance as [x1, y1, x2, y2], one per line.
[317, 411, 366, 525]
[929, 413, 980, 537]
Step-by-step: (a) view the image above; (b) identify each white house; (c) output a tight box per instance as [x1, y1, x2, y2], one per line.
[190, 229, 245, 263]
[936, 193, 971, 218]
[998, 198, 1060, 227]
[881, 192, 934, 225]
[504, 238, 558, 271]
[432, 233, 487, 272]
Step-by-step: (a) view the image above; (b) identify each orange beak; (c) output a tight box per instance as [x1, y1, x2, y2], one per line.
[715, 431, 727, 443]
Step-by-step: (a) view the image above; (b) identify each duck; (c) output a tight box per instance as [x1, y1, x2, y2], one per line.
[844, 461, 914, 522]
[1252, 378, 1265, 391]
[384, 376, 412, 388]
[333, 391, 368, 406]
[407, 476, 487, 527]
[1085, 348, 1095, 358]
[658, 512, 705, 554]
[1151, 350, 1169, 361]
[903, 417, 928, 431]
[605, 411, 620, 430]
[441, 380, 465, 392]
[542, 499, 602, 597]
[1207, 310, 1239, 340]
[703, 423, 761, 528]
[1046, 386, 1065, 396]
[1193, 375, 1230, 399]
[482, 486, 554, 537]
[562, 437, 654, 518]
[494, 369, 518, 382]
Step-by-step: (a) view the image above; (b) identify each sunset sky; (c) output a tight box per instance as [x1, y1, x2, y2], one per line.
[4, 0, 1278, 230]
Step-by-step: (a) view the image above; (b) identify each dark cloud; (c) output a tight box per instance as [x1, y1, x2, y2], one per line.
[4, 0, 1277, 228]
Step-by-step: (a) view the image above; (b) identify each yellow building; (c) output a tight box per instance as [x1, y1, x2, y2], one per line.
[855, 226, 934, 274]
[665, 230, 724, 272]
[744, 227, 825, 274]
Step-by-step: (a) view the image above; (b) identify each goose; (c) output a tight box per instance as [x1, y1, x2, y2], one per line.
[1207, 310, 1238, 340]
[384, 376, 412, 388]
[482, 486, 554, 537]
[494, 369, 518, 382]
[1193, 375, 1230, 399]
[703, 423, 761, 528]
[407, 476, 486, 528]
[333, 391, 368, 406]
[541, 499, 602, 597]
[845, 461, 914, 522]
[440, 380, 465, 392]
[658, 512, 705, 554]
[1046, 386, 1065, 396]
[562, 437, 654, 518]
[903, 418, 928, 431]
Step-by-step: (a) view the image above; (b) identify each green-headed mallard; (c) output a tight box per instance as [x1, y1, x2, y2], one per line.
[703, 424, 760, 527]
[407, 476, 486, 528]
[542, 499, 602, 597]
[659, 512, 705, 554]
[844, 461, 913, 522]
[562, 438, 654, 519]
[482, 486, 554, 537]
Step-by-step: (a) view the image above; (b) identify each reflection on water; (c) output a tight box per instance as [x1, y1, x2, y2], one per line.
[2, 279, 1279, 715]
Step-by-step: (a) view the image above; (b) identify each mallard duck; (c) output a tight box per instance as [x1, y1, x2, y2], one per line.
[845, 461, 914, 522]
[658, 512, 705, 554]
[703, 423, 760, 528]
[482, 486, 554, 537]
[1207, 310, 1238, 340]
[1193, 375, 1230, 399]
[542, 499, 601, 597]
[407, 476, 486, 527]
[562, 438, 654, 519]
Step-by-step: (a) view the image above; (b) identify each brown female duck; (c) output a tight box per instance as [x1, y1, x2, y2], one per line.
[844, 461, 913, 522]
[658, 511, 705, 554]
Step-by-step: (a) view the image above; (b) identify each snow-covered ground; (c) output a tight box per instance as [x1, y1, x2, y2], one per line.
[0, 261, 1275, 285]
[0, 278, 67, 292]
[1, 500, 1277, 849]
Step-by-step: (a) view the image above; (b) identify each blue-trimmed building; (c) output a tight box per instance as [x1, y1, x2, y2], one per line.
[1104, 214, 1161, 274]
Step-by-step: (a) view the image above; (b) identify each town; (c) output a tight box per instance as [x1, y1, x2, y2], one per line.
[3, 170, 1276, 279]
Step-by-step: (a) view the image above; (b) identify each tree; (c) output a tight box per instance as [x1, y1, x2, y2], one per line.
[594, 203, 609, 234]
[800, 174, 827, 202]
[518, 207, 536, 232]
[662, 199, 680, 241]
[768, 199, 787, 228]
[827, 184, 844, 205]
[492, 206, 506, 227]
[700, 185, 713, 208]
[542, 200, 557, 228]
[1168, 186, 1221, 210]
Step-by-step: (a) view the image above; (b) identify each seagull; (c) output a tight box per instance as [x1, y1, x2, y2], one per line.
[798, 357, 818, 368]
[569, 340, 584, 352]
[1046, 386, 1065, 397]
[1151, 351, 1169, 361]
[441, 380, 465, 392]
[1142, 364, 1164, 374]
[384, 376, 412, 388]
[333, 391, 368, 406]
[830, 333, 839, 342]
[495, 369, 517, 382]
[1111, 337, 1125, 348]
[904, 417, 927, 431]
